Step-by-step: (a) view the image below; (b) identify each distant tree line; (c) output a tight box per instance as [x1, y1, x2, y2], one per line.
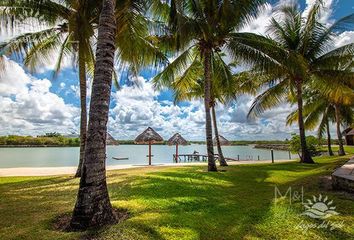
[0, 135, 80, 146]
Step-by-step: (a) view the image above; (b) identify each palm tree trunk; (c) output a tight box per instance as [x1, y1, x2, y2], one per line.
[75, 42, 87, 178]
[203, 48, 217, 172]
[334, 104, 345, 156]
[295, 78, 314, 163]
[211, 105, 228, 166]
[326, 117, 334, 156]
[70, 0, 117, 229]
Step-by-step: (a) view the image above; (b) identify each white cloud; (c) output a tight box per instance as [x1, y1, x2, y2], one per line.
[107, 76, 304, 141]
[241, 3, 273, 35]
[1, 0, 348, 141]
[302, 0, 334, 24]
[333, 31, 354, 48]
[0, 58, 79, 135]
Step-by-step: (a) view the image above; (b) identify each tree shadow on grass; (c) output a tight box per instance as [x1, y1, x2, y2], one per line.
[104, 160, 353, 239]
[0, 159, 352, 239]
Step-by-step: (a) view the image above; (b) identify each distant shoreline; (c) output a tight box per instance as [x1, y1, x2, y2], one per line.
[0, 160, 296, 177]
[254, 144, 290, 151]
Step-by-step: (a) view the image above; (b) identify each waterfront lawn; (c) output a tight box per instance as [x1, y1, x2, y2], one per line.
[319, 145, 354, 154]
[0, 156, 353, 240]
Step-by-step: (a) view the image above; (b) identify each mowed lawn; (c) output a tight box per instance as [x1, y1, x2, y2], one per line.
[0, 155, 353, 240]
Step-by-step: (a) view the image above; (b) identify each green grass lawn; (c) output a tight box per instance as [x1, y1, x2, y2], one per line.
[0, 156, 353, 240]
[319, 145, 354, 154]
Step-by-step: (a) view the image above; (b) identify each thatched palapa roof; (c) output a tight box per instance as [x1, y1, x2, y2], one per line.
[343, 127, 354, 136]
[213, 135, 230, 146]
[106, 132, 119, 145]
[347, 129, 354, 136]
[135, 127, 163, 144]
[167, 133, 188, 146]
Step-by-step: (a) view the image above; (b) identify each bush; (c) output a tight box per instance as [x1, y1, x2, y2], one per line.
[0, 135, 80, 146]
[289, 134, 319, 156]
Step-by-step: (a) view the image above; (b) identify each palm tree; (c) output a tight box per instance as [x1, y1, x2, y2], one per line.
[70, 0, 166, 228]
[153, 0, 265, 171]
[236, 2, 354, 163]
[0, 0, 100, 177]
[0, 0, 166, 176]
[70, 0, 117, 229]
[170, 54, 257, 166]
[287, 92, 354, 156]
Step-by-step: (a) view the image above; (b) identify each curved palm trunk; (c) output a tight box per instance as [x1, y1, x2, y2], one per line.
[75, 43, 87, 178]
[334, 104, 345, 156]
[326, 118, 334, 156]
[70, 0, 117, 229]
[295, 79, 314, 163]
[203, 48, 217, 172]
[211, 105, 228, 166]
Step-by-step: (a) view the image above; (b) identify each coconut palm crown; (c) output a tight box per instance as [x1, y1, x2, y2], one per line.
[241, 1, 354, 163]
[0, 0, 167, 176]
[153, 0, 265, 171]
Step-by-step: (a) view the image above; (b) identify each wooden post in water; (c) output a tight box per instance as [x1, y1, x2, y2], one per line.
[258, 155, 260, 161]
[271, 149, 274, 163]
[148, 141, 152, 165]
[175, 144, 179, 163]
[237, 155, 239, 161]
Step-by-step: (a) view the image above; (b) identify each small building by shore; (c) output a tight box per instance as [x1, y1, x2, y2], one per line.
[343, 128, 354, 146]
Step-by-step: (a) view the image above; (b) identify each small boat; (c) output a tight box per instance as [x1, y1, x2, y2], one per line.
[112, 157, 129, 160]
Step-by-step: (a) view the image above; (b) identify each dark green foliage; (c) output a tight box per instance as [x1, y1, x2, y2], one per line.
[289, 134, 319, 156]
[0, 135, 79, 146]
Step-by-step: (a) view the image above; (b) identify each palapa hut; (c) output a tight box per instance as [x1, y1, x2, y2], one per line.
[106, 132, 119, 145]
[135, 127, 163, 165]
[167, 133, 189, 163]
[343, 128, 354, 146]
[213, 135, 230, 146]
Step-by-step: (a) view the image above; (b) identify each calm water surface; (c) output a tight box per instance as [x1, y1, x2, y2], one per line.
[0, 144, 296, 168]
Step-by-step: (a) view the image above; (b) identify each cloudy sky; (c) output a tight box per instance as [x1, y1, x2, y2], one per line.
[0, 0, 353, 140]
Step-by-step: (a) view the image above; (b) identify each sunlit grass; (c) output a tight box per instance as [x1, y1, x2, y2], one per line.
[0, 155, 353, 239]
[319, 145, 354, 154]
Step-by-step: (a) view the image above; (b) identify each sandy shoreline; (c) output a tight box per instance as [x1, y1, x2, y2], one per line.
[0, 160, 295, 177]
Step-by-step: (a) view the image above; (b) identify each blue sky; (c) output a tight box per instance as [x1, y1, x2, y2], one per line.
[0, 0, 353, 140]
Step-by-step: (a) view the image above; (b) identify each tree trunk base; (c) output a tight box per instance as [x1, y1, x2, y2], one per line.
[299, 155, 315, 164]
[219, 158, 228, 166]
[74, 168, 82, 178]
[338, 151, 345, 156]
[208, 164, 218, 172]
[70, 200, 117, 230]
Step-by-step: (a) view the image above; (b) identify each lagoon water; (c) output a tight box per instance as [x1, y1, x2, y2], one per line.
[0, 144, 296, 168]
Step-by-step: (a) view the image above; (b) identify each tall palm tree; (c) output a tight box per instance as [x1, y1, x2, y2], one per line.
[287, 92, 354, 156]
[70, 0, 117, 229]
[236, 2, 354, 163]
[70, 0, 166, 228]
[0, 0, 100, 177]
[153, 0, 265, 171]
[170, 54, 257, 166]
[0, 0, 166, 176]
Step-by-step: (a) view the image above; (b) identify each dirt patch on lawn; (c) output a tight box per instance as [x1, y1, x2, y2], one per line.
[52, 208, 130, 233]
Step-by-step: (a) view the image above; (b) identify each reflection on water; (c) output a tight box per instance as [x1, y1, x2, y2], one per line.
[0, 144, 296, 168]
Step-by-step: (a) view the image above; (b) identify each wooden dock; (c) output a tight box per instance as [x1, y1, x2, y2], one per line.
[173, 154, 239, 163]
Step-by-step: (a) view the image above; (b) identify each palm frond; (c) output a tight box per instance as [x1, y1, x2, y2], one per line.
[248, 78, 289, 118]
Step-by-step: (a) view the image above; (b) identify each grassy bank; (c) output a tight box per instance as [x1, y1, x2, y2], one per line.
[0, 156, 353, 240]
[319, 145, 354, 155]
